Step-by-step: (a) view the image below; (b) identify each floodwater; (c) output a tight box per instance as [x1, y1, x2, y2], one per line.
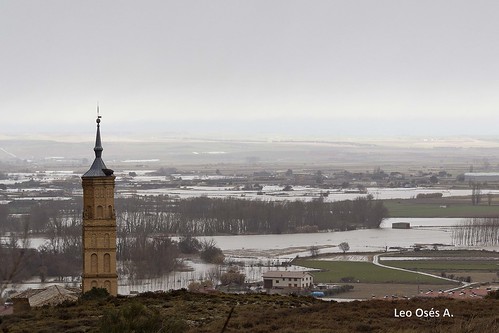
[197, 217, 466, 258]
[120, 186, 479, 202]
[118, 217, 499, 294]
[8, 217, 498, 295]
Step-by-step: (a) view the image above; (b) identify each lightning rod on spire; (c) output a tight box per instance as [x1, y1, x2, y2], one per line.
[97, 104, 101, 123]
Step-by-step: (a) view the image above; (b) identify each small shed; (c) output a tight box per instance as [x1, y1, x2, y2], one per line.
[392, 222, 411, 229]
[11, 285, 79, 313]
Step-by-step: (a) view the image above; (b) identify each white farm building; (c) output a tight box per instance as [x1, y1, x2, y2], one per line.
[262, 271, 314, 289]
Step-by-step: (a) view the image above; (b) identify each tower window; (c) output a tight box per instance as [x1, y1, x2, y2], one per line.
[91, 253, 98, 273]
[86, 205, 93, 218]
[104, 253, 111, 273]
[96, 205, 103, 218]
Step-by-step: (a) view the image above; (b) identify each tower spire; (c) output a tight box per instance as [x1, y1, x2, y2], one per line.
[94, 113, 103, 158]
[81, 105, 118, 296]
[83, 111, 112, 178]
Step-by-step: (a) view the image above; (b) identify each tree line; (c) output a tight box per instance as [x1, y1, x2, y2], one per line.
[452, 217, 499, 246]
[2, 195, 388, 237]
[1, 195, 387, 284]
[116, 195, 388, 236]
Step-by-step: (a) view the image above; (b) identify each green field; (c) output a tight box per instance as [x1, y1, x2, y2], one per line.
[381, 260, 499, 271]
[294, 259, 451, 284]
[383, 199, 499, 218]
[384, 250, 498, 258]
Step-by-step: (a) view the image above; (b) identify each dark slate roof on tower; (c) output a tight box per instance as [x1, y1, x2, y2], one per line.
[82, 116, 114, 178]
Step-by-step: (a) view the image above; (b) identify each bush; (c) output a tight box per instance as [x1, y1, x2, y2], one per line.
[323, 285, 354, 296]
[187, 280, 214, 292]
[309, 245, 319, 257]
[81, 287, 109, 301]
[178, 235, 201, 254]
[163, 317, 188, 332]
[99, 301, 175, 333]
[200, 239, 225, 264]
[220, 268, 245, 285]
[485, 290, 499, 299]
[416, 192, 443, 199]
[339, 276, 355, 283]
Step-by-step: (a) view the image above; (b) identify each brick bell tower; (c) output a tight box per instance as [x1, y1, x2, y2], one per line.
[81, 114, 118, 296]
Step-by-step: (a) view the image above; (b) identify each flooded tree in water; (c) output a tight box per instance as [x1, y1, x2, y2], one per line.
[117, 233, 179, 279]
[178, 235, 201, 254]
[452, 218, 499, 246]
[309, 245, 319, 257]
[0, 223, 30, 300]
[200, 239, 225, 264]
[220, 267, 245, 286]
[470, 182, 482, 206]
[112, 195, 388, 236]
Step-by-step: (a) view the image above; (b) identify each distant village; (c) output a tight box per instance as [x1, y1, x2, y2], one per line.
[0, 163, 479, 207]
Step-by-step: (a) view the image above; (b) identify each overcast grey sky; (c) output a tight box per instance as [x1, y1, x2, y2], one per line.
[1, 1, 498, 139]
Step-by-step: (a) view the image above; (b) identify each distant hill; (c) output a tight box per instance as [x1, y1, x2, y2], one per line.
[3, 137, 499, 171]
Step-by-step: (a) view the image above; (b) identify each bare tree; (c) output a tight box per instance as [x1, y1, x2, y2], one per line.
[470, 182, 482, 206]
[309, 245, 319, 257]
[452, 218, 499, 246]
[0, 224, 31, 301]
[220, 267, 245, 285]
[200, 239, 225, 264]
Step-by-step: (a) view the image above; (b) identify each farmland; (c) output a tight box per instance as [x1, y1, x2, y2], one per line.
[293, 259, 451, 285]
[384, 197, 499, 218]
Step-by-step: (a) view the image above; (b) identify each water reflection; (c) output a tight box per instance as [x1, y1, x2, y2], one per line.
[198, 218, 463, 255]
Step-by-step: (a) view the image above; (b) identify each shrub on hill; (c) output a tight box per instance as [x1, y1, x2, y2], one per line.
[99, 300, 187, 333]
[80, 287, 109, 301]
[485, 290, 499, 299]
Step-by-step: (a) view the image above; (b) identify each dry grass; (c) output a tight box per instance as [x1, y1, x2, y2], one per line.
[1, 290, 498, 333]
[336, 283, 457, 299]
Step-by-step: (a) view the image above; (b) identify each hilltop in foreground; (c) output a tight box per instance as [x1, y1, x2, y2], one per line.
[1, 290, 497, 333]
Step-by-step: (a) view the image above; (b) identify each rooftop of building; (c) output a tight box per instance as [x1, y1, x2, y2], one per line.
[262, 271, 313, 279]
